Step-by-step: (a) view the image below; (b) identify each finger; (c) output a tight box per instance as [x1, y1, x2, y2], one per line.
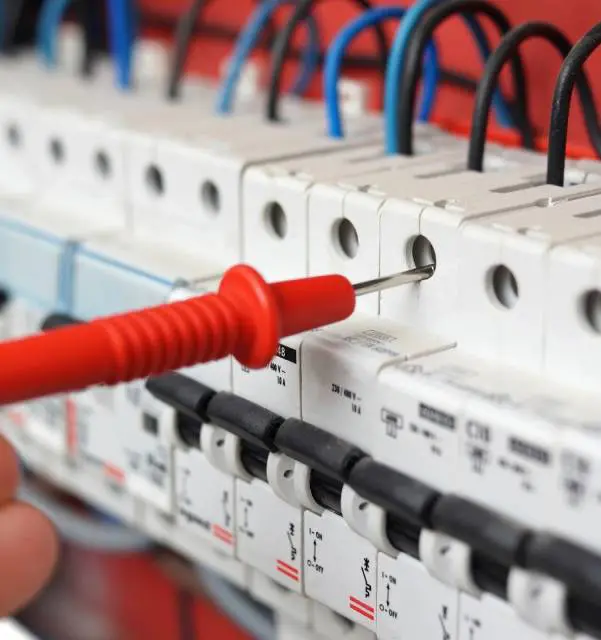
[0, 436, 20, 505]
[0, 502, 59, 616]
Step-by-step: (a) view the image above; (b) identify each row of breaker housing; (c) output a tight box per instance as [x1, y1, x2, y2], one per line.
[2, 54, 601, 388]
[0, 48, 601, 640]
[3, 294, 601, 640]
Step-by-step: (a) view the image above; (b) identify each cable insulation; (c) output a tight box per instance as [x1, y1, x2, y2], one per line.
[107, 0, 136, 89]
[143, 9, 480, 91]
[547, 21, 601, 185]
[216, 0, 320, 114]
[37, 0, 73, 68]
[467, 21, 601, 174]
[167, 0, 209, 100]
[384, 0, 521, 154]
[77, 0, 105, 77]
[266, 0, 389, 122]
[1, 0, 27, 53]
[397, 0, 534, 156]
[324, 6, 440, 138]
[168, 0, 277, 101]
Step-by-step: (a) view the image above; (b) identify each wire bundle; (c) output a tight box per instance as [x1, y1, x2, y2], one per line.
[36, 0, 133, 86]
[27, 1, 601, 187]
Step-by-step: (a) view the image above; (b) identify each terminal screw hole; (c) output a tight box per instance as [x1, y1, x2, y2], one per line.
[410, 235, 437, 270]
[265, 202, 288, 239]
[489, 265, 519, 310]
[49, 138, 65, 164]
[95, 151, 112, 180]
[335, 218, 359, 259]
[581, 289, 601, 334]
[146, 165, 165, 196]
[200, 180, 221, 215]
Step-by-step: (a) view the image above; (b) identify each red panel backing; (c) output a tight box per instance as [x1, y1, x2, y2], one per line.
[138, 0, 601, 156]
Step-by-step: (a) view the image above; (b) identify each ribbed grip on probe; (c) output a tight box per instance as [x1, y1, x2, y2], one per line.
[97, 293, 240, 383]
[0, 265, 356, 407]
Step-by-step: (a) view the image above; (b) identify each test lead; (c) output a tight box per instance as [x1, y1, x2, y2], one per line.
[0, 264, 433, 407]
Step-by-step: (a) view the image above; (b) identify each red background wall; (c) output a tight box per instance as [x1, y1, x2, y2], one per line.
[137, 0, 601, 156]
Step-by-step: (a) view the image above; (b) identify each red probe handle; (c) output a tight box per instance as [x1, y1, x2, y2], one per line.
[0, 265, 355, 406]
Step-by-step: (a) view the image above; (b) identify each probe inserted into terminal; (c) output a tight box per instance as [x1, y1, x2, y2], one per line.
[0, 264, 434, 407]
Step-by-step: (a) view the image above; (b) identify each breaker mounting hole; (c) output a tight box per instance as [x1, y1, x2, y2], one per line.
[488, 265, 519, 310]
[94, 151, 112, 180]
[410, 234, 437, 270]
[264, 202, 288, 239]
[216, 438, 225, 448]
[145, 165, 165, 196]
[200, 180, 221, 215]
[49, 138, 65, 164]
[334, 218, 359, 259]
[6, 123, 21, 148]
[358, 501, 368, 511]
[283, 469, 293, 479]
[581, 289, 601, 334]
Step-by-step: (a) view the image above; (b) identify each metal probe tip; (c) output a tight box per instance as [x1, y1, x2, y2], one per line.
[353, 264, 435, 297]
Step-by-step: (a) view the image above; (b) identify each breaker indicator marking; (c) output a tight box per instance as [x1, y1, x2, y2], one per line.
[349, 595, 375, 621]
[276, 559, 299, 582]
[212, 524, 234, 545]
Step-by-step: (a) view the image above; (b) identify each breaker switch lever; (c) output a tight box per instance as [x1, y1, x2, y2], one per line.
[0, 263, 433, 407]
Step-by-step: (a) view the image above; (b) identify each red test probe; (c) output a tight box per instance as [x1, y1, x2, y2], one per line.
[0, 264, 434, 407]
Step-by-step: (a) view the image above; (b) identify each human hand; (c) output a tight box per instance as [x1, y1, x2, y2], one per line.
[0, 436, 58, 617]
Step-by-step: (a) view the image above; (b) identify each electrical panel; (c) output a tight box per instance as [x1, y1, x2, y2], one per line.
[3, 4, 601, 640]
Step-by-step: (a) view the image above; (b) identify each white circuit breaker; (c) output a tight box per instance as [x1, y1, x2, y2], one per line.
[546, 231, 601, 391]
[241, 126, 462, 281]
[232, 328, 309, 620]
[301, 314, 454, 455]
[306, 152, 554, 316]
[5, 47, 601, 640]
[376, 552, 459, 640]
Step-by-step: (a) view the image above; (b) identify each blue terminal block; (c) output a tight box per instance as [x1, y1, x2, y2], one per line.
[70, 228, 225, 321]
[71, 245, 174, 320]
[0, 215, 72, 314]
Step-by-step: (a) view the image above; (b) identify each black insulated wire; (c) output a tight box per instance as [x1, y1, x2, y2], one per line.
[167, 0, 210, 100]
[0, 0, 26, 54]
[167, 0, 277, 101]
[397, 0, 534, 157]
[547, 21, 601, 186]
[143, 10, 480, 90]
[266, 0, 389, 122]
[469, 21, 601, 175]
[77, 0, 106, 77]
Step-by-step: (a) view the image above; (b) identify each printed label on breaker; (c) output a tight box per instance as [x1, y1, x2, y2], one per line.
[234, 338, 302, 417]
[304, 510, 377, 630]
[175, 448, 236, 556]
[458, 406, 559, 527]
[342, 329, 403, 358]
[377, 552, 458, 640]
[376, 367, 462, 490]
[236, 479, 302, 592]
[124, 383, 174, 513]
[459, 592, 548, 640]
[552, 438, 601, 552]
